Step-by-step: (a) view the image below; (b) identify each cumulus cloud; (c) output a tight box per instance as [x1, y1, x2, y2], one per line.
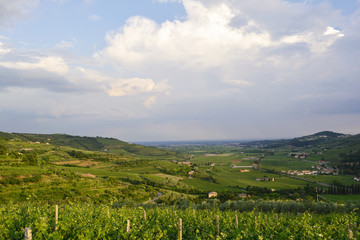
[97, 0, 274, 69]
[97, 0, 345, 78]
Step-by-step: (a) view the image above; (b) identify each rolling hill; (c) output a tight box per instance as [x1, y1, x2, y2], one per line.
[242, 131, 357, 148]
[0, 131, 175, 157]
[0, 130, 359, 205]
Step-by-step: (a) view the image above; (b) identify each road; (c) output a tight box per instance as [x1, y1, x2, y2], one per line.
[142, 192, 163, 204]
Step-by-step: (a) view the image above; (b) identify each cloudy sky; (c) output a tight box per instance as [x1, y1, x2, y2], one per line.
[0, 0, 359, 141]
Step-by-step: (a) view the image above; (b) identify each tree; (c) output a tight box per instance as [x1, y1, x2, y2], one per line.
[0, 144, 7, 155]
[23, 152, 38, 165]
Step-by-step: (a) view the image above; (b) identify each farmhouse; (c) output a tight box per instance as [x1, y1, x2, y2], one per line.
[289, 152, 309, 159]
[208, 191, 218, 198]
[177, 161, 192, 166]
[238, 193, 249, 198]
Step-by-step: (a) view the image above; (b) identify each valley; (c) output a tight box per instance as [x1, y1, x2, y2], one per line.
[0, 130, 359, 205]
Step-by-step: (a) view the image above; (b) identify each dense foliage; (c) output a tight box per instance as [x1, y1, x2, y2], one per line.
[0, 204, 358, 239]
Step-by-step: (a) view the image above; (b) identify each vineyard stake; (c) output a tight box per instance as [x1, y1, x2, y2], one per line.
[143, 209, 147, 222]
[349, 229, 353, 239]
[24, 228, 32, 240]
[107, 207, 110, 218]
[216, 215, 220, 237]
[178, 218, 182, 240]
[354, 222, 358, 239]
[174, 210, 177, 217]
[235, 214, 238, 229]
[55, 205, 58, 231]
[126, 219, 130, 233]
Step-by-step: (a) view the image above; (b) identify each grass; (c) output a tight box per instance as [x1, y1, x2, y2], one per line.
[322, 194, 360, 202]
[302, 174, 356, 185]
[181, 178, 236, 192]
[191, 154, 249, 165]
[212, 166, 308, 190]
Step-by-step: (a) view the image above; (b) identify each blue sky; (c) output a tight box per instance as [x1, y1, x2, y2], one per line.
[0, 0, 360, 141]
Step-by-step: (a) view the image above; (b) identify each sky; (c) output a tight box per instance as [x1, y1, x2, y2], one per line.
[0, 0, 360, 141]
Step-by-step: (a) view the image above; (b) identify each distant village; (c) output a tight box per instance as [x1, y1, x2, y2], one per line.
[282, 162, 338, 176]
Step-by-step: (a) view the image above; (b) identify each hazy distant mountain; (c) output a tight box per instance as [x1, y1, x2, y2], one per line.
[243, 131, 356, 148]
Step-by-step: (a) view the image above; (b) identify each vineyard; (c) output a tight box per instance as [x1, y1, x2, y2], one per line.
[1, 204, 359, 239]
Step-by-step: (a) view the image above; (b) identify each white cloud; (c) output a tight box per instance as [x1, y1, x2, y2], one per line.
[324, 26, 344, 36]
[98, 0, 273, 69]
[222, 79, 253, 87]
[105, 78, 169, 97]
[0, 56, 69, 75]
[97, 0, 347, 79]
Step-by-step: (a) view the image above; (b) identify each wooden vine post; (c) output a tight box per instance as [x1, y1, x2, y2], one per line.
[235, 214, 238, 229]
[126, 220, 130, 233]
[107, 207, 110, 218]
[354, 222, 358, 239]
[216, 215, 220, 237]
[55, 205, 58, 231]
[178, 218, 182, 240]
[349, 229, 353, 239]
[24, 228, 32, 240]
[143, 209, 147, 222]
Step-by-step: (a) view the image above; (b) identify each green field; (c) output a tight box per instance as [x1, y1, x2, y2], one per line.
[1, 131, 360, 205]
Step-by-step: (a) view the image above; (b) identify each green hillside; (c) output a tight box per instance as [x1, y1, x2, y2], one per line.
[242, 131, 360, 176]
[0, 130, 359, 205]
[0, 131, 175, 157]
